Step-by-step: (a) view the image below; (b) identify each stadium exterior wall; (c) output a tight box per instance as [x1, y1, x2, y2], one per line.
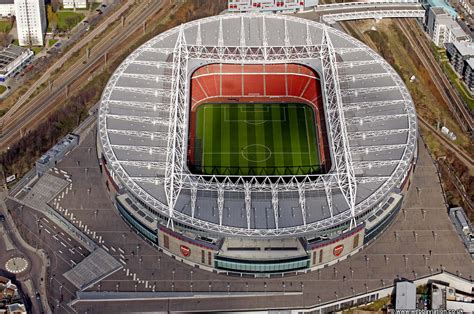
[96, 14, 418, 275]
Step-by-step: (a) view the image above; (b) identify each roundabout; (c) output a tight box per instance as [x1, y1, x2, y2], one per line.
[5, 257, 28, 274]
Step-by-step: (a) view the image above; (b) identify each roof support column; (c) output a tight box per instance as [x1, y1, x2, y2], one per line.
[217, 185, 224, 226]
[244, 182, 251, 230]
[298, 182, 307, 226]
[191, 185, 197, 220]
[271, 183, 279, 230]
[323, 177, 334, 218]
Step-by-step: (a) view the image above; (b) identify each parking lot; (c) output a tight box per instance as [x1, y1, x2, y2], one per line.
[6, 129, 473, 313]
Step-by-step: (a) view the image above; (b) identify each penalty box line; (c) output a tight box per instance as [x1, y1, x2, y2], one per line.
[219, 106, 288, 123]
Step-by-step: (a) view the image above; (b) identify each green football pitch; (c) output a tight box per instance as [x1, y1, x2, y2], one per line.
[191, 103, 321, 176]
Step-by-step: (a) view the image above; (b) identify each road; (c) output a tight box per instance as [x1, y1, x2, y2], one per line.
[0, 193, 50, 314]
[396, 19, 474, 134]
[0, 0, 171, 151]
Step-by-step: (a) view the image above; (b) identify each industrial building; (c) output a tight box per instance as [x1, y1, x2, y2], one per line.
[227, 0, 318, 12]
[62, 0, 87, 10]
[0, 44, 33, 82]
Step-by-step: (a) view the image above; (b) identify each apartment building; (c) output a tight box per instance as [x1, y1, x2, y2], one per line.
[425, 7, 470, 47]
[14, 0, 46, 46]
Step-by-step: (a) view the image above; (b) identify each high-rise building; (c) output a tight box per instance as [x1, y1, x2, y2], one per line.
[14, 0, 46, 46]
[62, 0, 87, 10]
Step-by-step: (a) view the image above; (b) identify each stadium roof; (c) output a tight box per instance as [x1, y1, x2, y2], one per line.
[98, 14, 417, 237]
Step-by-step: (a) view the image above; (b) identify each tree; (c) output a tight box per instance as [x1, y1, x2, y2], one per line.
[51, 0, 61, 12]
[64, 16, 78, 31]
[47, 5, 58, 33]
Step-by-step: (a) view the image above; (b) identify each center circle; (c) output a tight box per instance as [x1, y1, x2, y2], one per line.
[241, 144, 272, 162]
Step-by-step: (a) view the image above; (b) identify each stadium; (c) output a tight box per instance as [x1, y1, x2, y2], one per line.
[97, 13, 417, 275]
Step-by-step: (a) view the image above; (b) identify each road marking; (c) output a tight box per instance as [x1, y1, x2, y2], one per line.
[102, 245, 109, 252]
[118, 248, 125, 254]
[110, 247, 116, 252]
[120, 254, 125, 260]
[58, 250, 63, 254]
[43, 218, 49, 223]
[120, 259, 127, 265]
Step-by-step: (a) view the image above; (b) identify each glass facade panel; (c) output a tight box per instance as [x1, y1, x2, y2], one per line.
[116, 199, 158, 244]
[215, 257, 310, 273]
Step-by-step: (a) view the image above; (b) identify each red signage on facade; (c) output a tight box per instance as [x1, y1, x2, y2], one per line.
[333, 244, 344, 257]
[180, 245, 191, 257]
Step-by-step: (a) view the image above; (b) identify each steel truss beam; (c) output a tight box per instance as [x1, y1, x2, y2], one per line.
[129, 60, 173, 68]
[345, 114, 408, 125]
[353, 160, 402, 170]
[320, 26, 358, 228]
[106, 100, 171, 112]
[351, 144, 407, 154]
[343, 99, 405, 111]
[105, 114, 169, 126]
[337, 60, 380, 68]
[110, 144, 167, 155]
[338, 73, 390, 83]
[113, 86, 171, 97]
[118, 160, 167, 169]
[348, 128, 409, 140]
[164, 26, 189, 228]
[340, 86, 399, 97]
[106, 129, 169, 141]
[120, 73, 173, 83]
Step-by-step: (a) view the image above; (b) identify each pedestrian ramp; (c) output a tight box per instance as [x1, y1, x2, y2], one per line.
[63, 248, 122, 291]
[22, 173, 68, 211]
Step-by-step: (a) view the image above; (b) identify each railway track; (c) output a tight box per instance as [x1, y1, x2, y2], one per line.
[339, 20, 473, 170]
[1, 0, 137, 124]
[396, 19, 474, 134]
[0, 0, 170, 151]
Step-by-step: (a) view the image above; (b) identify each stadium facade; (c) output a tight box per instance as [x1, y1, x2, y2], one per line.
[97, 14, 418, 275]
